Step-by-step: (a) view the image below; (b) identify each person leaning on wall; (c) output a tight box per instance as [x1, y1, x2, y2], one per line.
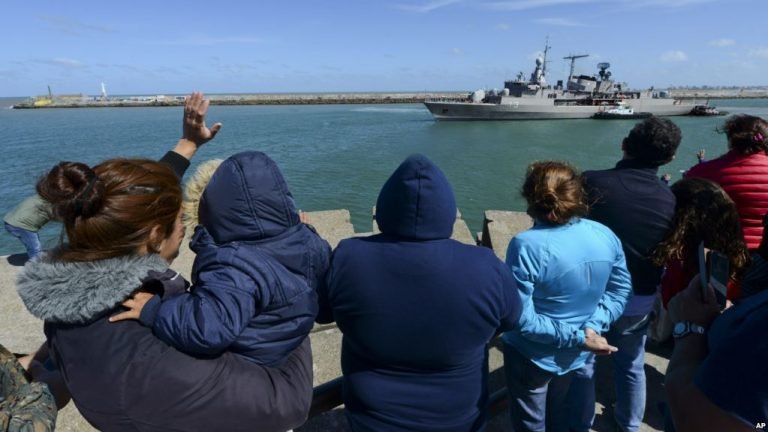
[501, 160, 631, 432]
[317, 153, 526, 432]
[16, 92, 314, 432]
[3, 194, 53, 260]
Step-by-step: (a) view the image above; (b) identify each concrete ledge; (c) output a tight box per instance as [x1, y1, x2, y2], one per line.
[372, 207, 475, 245]
[303, 209, 355, 250]
[480, 210, 533, 261]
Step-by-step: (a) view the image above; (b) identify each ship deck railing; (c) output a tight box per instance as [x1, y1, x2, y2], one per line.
[425, 97, 472, 103]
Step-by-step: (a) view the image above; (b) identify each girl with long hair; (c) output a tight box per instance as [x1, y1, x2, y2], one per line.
[654, 177, 750, 307]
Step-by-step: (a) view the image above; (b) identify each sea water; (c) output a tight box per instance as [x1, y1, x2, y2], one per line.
[1, 98, 767, 256]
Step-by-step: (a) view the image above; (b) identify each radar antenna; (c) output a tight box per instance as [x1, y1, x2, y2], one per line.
[597, 62, 612, 81]
[541, 37, 551, 80]
[563, 54, 589, 84]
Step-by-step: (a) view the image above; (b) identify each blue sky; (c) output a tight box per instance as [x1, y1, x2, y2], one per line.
[2, 0, 766, 96]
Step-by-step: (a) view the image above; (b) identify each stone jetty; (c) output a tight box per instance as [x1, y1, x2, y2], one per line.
[0, 209, 670, 432]
[11, 92, 467, 109]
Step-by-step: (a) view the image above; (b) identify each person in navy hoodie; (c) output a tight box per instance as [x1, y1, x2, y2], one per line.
[317, 154, 523, 432]
[112, 151, 332, 367]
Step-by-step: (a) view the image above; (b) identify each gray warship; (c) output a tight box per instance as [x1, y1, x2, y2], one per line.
[424, 43, 699, 120]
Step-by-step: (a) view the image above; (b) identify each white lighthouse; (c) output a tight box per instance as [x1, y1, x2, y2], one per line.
[100, 82, 108, 99]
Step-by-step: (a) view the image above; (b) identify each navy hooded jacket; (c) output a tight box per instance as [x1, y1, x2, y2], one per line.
[318, 154, 522, 432]
[143, 151, 331, 366]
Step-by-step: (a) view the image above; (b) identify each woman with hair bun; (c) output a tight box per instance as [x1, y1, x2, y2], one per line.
[15, 93, 313, 432]
[686, 114, 768, 253]
[502, 161, 632, 432]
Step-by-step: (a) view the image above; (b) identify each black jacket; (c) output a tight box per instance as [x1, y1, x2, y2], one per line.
[584, 159, 676, 296]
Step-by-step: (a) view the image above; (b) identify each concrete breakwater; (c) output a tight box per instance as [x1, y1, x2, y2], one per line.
[0, 209, 669, 432]
[11, 92, 466, 109]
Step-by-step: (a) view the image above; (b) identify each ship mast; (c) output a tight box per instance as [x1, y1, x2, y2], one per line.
[541, 37, 551, 80]
[563, 54, 589, 84]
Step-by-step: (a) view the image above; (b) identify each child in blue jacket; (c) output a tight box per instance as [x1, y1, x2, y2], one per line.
[114, 151, 331, 366]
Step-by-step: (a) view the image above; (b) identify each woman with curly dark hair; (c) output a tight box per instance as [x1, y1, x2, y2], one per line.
[686, 115, 768, 255]
[502, 161, 632, 432]
[654, 177, 751, 307]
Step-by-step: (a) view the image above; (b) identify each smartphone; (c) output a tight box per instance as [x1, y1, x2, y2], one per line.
[698, 241, 708, 298]
[708, 250, 729, 308]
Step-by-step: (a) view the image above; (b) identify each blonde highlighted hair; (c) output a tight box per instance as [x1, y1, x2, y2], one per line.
[182, 159, 223, 231]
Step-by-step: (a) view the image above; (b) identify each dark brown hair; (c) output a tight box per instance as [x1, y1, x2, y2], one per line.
[652, 177, 750, 280]
[721, 114, 768, 155]
[37, 159, 182, 262]
[623, 116, 681, 166]
[522, 161, 588, 225]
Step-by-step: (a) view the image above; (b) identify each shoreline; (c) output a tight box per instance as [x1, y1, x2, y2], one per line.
[11, 90, 768, 109]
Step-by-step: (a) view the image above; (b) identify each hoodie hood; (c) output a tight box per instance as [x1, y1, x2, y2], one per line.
[199, 151, 300, 243]
[375, 154, 456, 240]
[17, 254, 168, 323]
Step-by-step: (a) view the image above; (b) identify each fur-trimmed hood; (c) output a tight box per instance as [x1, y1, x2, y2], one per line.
[182, 159, 223, 232]
[17, 254, 168, 324]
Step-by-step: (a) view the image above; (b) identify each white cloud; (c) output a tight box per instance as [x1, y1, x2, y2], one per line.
[485, 0, 720, 10]
[155, 36, 268, 46]
[534, 17, 587, 27]
[44, 58, 84, 68]
[631, 0, 719, 7]
[495, 23, 510, 31]
[485, 0, 596, 11]
[660, 50, 688, 62]
[748, 48, 768, 59]
[40, 15, 114, 35]
[395, 0, 461, 13]
[709, 38, 735, 47]
[452, 47, 464, 56]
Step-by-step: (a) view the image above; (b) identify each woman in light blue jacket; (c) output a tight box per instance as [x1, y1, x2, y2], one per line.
[503, 161, 632, 432]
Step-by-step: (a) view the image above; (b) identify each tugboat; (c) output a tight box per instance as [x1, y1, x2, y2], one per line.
[424, 41, 702, 120]
[688, 105, 728, 116]
[592, 101, 653, 120]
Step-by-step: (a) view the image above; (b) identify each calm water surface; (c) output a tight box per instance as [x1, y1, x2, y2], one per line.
[1, 98, 767, 255]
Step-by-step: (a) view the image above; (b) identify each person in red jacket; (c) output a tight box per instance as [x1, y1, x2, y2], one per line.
[685, 115, 768, 251]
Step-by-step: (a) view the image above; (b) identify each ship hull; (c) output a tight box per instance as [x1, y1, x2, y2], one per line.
[424, 100, 695, 120]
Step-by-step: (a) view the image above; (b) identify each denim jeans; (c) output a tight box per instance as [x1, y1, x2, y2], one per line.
[4, 222, 42, 258]
[504, 343, 576, 432]
[568, 314, 650, 432]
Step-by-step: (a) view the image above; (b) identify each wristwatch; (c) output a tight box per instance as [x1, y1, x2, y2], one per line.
[672, 321, 706, 339]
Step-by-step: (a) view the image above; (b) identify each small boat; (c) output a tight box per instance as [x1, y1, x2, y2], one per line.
[592, 102, 652, 120]
[688, 105, 727, 116]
